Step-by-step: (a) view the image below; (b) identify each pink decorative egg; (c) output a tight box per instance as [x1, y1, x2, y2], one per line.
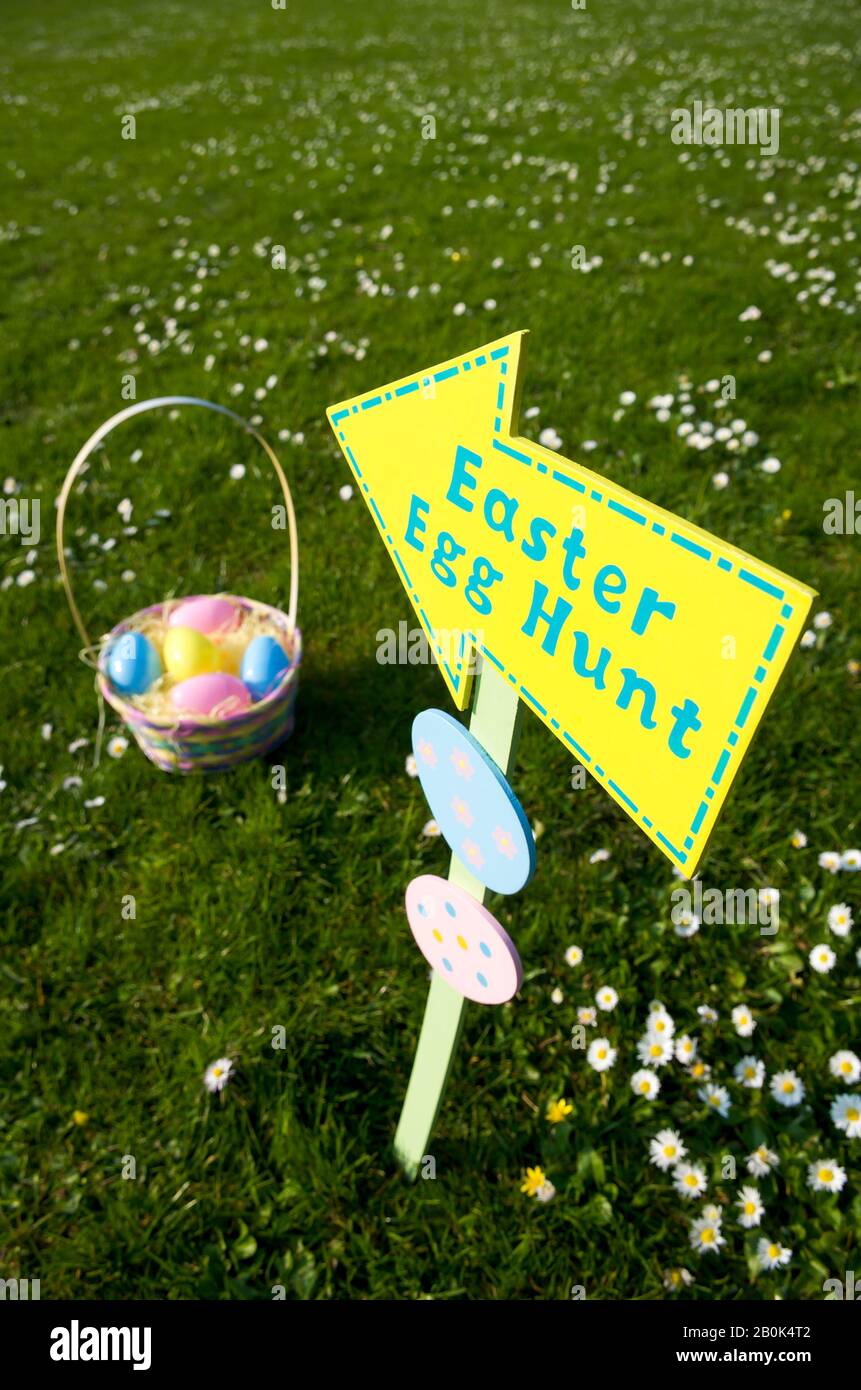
[169, 672, 251, 719]
[168, 595, 241, 640]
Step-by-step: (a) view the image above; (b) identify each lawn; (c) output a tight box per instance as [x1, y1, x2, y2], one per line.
[1, 0, 859, 1300]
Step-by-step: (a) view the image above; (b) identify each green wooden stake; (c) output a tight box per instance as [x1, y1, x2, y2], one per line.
[393, 656, 525, 1178]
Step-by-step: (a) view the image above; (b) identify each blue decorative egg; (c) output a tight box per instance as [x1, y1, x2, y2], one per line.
[240, 634, 291, 701]
[105, 631, 162, 696]
[411, 708, 536, 895]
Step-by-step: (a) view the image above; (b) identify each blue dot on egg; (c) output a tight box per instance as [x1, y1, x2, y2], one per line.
[444, 901, 457, 917]
[442, 957, 453, 973]
[476, 972, 488, 988]
[479, 942, 492, 958]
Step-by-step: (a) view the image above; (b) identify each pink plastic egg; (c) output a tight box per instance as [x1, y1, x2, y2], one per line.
[168, 595, 241, 640]
[169, 672, 252, 719]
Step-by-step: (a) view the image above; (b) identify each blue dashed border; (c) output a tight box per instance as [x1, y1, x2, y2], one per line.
[329, 344, 796, 870]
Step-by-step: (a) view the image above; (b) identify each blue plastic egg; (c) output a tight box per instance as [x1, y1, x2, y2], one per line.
[240, 635, 290, 702]
[105, 631, 162, 696]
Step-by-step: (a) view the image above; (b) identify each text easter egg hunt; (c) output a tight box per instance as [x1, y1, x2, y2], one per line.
[327, 332, 815, 874]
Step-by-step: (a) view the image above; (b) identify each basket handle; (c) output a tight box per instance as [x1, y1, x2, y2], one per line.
[56, 395, 299, 649]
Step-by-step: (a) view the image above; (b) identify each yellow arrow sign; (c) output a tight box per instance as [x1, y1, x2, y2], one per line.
[327, 331, 814, 875]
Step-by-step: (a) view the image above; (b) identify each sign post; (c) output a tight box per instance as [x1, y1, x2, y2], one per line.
[393, 657, 522, 1177]
[328, 330, 815, 1172]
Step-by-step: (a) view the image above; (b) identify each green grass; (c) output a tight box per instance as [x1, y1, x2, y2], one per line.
[1, 0, 859, 1299]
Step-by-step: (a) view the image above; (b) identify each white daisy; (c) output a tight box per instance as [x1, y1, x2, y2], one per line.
[675, 1034, 698, 1064]
[841, 849, 861, 871]
[736, 1185, 764, 1228]
[422, 819, 441, 838]
[689, 1216, 725, 1254]
[637, 1034, 674, 1068]
[405, 754, 418, 777]
[589, 847, 610, 863]
[699, 1084, 731, 1118]
[807, 1159, 847, 1193]
[674, 912, 700, 938]
[107, 735, 129, 758]
[649, 1128, 687, 1171]
[697, 1005, 719, 1024]
[565, 945, 583, 967]
[731, 1004, 756, 1037]
[630, 1068, 660, 1100]
[577, 1006, 597, 1026]
[770, 1069, 805, 1107]
[663, 1267, 694, 1290]
[204, 1057, 233, 1093]
[827, 903, 853, 937]
[674, 1163, 708, 1199]
[828, 1050, 860, 1084]
[647, 1005, 675, 1040]
[790, 829, 808, 849]
[818, 851, 841, 873]
[587, 1037, 617, 1071]
[734, 1056, 765, 1089]
[809, 943, 836, 974]
[596, 986, 619, 1012]
[747, 1144, 778, 1177]
[757, 1237, 792, 1270]
[813, 611, 832, 630]
[830, 1093, 861, 1138]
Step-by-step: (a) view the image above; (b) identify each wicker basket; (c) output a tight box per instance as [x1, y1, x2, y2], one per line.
[57, 396, 300, 773]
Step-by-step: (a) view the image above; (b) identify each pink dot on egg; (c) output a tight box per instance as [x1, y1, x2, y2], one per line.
[169, 673, 251, 718]
[168, 595, 241, 640]
[404, 874, 522, 1005]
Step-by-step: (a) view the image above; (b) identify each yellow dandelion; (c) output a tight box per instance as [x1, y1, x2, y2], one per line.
[520, 1166, 547, 1197]
[546, 1098, 573, 1124]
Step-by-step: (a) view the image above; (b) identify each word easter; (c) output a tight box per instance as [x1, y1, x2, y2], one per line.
[404, 444, 701, 760]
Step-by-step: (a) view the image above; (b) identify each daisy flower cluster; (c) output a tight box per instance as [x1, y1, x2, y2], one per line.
[808, 892, 856, 977]
[562, 968, 858, 1282]
[649, 1124, 795, 1273]
[637, 376, 782, 492]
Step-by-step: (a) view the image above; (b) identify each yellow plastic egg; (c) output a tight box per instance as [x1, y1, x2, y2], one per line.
[163, 625, 220, 682]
